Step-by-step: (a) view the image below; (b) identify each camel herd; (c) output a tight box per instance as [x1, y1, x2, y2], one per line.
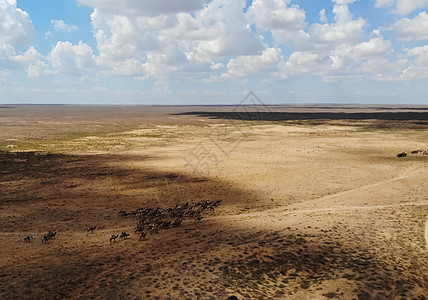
[23, 231, 56, 243]
[22, 200, 221, 245]
[397, 149, 428, 158]
[411, 149, 428, 155]
[41, 231, 57, 243]
[119, 200, 222, 242]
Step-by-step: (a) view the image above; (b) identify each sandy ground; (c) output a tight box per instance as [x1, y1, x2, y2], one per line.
[0, 105, 428, 299]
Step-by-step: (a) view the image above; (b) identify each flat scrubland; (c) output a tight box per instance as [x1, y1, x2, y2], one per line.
[0, 105, 427, 299]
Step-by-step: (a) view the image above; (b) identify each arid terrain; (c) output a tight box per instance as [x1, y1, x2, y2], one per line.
[0, 104, 427, 299]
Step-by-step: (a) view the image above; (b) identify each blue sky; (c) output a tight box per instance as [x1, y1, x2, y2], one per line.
[1, 0, 428, 104]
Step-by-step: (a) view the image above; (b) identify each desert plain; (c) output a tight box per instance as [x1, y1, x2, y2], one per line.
[0, 104, 427, 299]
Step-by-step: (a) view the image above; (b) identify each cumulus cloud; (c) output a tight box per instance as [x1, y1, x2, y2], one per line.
[51, 19, 79, 32]
[180, 1, 263, 61]
[306, 17, 365, 50]
[14, 46, 43, 62]
[42, 0, 387, 82]
[278, 2, 392, 82]
[304, 0, 365, 50]
[48, 41, 97, 74]
[375, 0, 428, 15]
[6, 0, 424, 85]
[275, 0, 364, 78]
[13, 46, 50, 78]
[388, 12, 428, 41]
[0, 0, 35, 46]
[26, 60, 50, 78]
[0, 44, 19, 69]
[248, 0, 307, 44]
[400, 45, 428, 79]
[248, 0, 365, 51]
[353, 30, 392, 58]
[221, 47, 283, 78]
[0, 0, 35, 71]
[86, 0, 262, 78]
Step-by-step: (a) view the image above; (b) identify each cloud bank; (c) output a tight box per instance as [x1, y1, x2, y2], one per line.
[2, 0, 428, 99]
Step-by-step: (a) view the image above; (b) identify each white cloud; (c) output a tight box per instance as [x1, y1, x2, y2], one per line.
[210, 62, 224, 70]
[375, 0, 428, 15]
[51, 19, 78, 32]
[352, 30, 392, 58]
[280, 22, 392, 80]
[274, 0, 374, 80]
[80, 0, 399, 83]
[304, 0, 365, 50]
[180, 1, 263, 61]
[221, 47, 283, 78]
[0, 44, 19, 69]
[77, 0, 211, 16]
[0, 0, 38, 73]
[48, 41, 97, 74]
[248, 0, 307, 44]
[13, 47, 50, 78]
[400, 45, 428, 80]
[13, 46, 43, 62]
[4, 0, 425, 86]
[388, 12, 428, 41]
[319, 9, 328, 23]
[0, 0, 35, 46]
[86, 0, 262, 78]
[281, 51, 333, 77]
[248, 0, 365, 51]
[26, 60, 50, 78]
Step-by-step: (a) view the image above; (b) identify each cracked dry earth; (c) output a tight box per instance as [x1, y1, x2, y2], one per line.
[0, 105, 427, 299]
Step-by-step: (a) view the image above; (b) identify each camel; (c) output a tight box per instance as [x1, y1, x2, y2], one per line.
[23, 235, 33, 243]
[147, 224, 159, 234]
[87, 226, 96, 233]
[41, 231, 57, 243]
[118, 210, 128, 217]
[160, 221, 171, 229]
[396, 152, 407, 158]
[119, 231, 130, 240]
[134, 224, 145, 233]
[172, 218, 182, 227]
[110, 234, 119, 243]
[139, 231, 147, 241]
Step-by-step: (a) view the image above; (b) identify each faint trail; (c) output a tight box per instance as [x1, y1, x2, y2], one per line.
[212, 165, 421, 221]
[211, 202, 428, 221]
[285, 165, 420, 211]
[210, 164, 428, 250]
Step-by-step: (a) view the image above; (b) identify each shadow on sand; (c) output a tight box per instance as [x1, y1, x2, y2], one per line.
[172, 111, 428, 122]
